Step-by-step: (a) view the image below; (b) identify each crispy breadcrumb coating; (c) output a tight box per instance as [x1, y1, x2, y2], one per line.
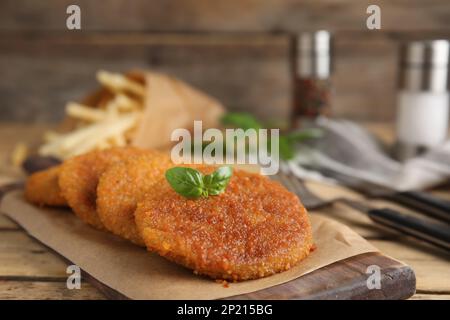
[25, 166, 67, 206]
[97, 152, 173, 245]
[58, 147, 146, 229]
[135, 168, 313, 281]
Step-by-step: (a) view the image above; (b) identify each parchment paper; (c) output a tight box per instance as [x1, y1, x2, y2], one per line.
[132, 72, 225, 150]
[1, 190, 378, 300]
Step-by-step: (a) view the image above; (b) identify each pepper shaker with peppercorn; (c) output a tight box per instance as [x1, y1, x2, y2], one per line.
[291, 30, 333, 129]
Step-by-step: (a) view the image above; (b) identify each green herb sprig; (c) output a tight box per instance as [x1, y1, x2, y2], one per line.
[221, 112, 322, 160]
[221, 112, 262, 131]
[165, 166, 232, 199]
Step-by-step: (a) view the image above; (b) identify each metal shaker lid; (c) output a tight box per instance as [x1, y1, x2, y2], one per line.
[399, 40, 450, 92]
[296, 30, 332, 79]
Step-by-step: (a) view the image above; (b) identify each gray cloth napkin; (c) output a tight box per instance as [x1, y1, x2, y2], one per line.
[287, 117, 450, 191]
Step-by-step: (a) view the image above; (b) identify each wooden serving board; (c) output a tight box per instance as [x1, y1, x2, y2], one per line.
[0, 183, 416, 300]
[82, 252, 415, 300]
[17, 235, 413, 300]
[228, 252, 415, 300]
[10, 230, 416, 300]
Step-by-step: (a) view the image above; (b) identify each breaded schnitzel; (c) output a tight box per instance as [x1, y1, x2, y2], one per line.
[24, 166, 67, 206]
[97, 152, 173, 245]
[58, 147, 146, 229]
[135, 168, 313, 281]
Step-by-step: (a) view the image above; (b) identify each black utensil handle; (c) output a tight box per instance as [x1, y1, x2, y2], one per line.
[386, 191, 450, 224]
[400, 191, 450, 215]
[0, 181, 24, 200]
[368, 208, 450, 252]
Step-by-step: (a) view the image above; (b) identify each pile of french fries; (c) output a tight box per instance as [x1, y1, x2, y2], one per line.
[39, 71, 146, 159]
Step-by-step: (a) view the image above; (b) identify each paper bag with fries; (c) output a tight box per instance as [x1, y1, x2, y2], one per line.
[39, 70, 225, 159]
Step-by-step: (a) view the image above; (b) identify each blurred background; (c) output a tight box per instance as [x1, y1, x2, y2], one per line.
[1, 1, 450, 301]
[1, 0, 450, 124]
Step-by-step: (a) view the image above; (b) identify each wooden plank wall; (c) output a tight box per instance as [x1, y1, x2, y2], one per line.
[0, 0, 449, 123]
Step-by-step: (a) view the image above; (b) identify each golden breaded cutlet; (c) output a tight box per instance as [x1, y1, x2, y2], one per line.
[135, 168, 313, 281]
[96, 152, 173, 245]
[25, 166, 67, 207]
[58, 147, 147, 230]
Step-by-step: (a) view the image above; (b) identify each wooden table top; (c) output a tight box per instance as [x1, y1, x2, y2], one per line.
[0, 123, 449, 300]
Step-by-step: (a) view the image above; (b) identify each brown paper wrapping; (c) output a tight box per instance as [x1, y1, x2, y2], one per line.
[61, 71, 225, 150]
[132, 72, 225, 149]
[1, 190, 378, 300]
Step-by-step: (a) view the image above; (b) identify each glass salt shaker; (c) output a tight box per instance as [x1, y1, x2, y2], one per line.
[291, 30, 333, 129]
[395, 40, 450, 160]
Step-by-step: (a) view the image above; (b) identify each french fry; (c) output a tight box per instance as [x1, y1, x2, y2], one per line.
[95, 139, 111, 150]
[111, 134, 127, 147]
[39, 70, 146, 159]
[115, 94, 142, 111]
[65, 114, 139, 157]
[96, 90, 115, 109]
[66, 102, 107, 122]
[39, 113, 140, 159]
[39, 125, 97, 157]
[11, 142, 28, 167]
[97, 70, 145, 97]
[105, 99, 120, 119]
[40, 119, 109, 157]
[43, 131, 61, 143]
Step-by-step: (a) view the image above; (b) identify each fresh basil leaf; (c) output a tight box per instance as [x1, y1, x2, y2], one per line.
[165, 167, 205, 198]
[203, 166, 233, 195]
[221, 112, 263, 130]
[165, 166, 233, 199]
